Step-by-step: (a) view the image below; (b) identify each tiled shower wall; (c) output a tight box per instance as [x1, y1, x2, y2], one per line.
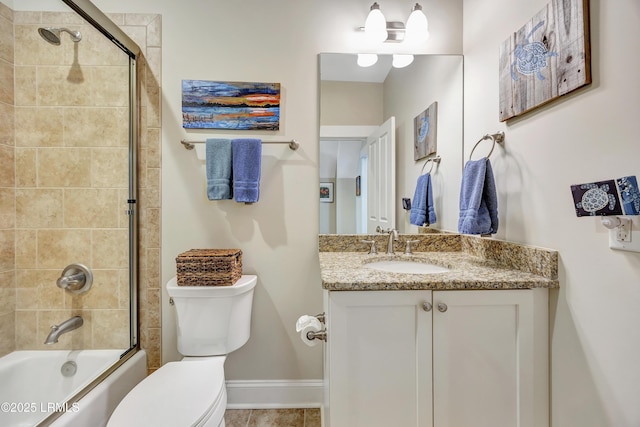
[13, 11, 131, 351]
[0, 5, 161, 371]
[0, 3, 15, 358]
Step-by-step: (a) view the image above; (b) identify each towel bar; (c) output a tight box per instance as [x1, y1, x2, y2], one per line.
[468, 131, 504, 160]
[181, 139, 299, 151]
[420, 155, 442, 174]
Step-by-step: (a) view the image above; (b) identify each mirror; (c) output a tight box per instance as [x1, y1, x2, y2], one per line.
[319, 53, 464, 234]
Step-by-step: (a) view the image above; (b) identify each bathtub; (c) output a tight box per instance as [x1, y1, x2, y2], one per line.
[0, 349, 146, 427]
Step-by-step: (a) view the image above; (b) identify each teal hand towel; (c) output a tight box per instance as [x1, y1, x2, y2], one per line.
[205, 138, 233, 200]
[458, 158, 498, 234]
[232, 138, 262, 203]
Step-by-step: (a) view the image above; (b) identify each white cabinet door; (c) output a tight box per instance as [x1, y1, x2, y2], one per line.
[325, 289, 548, 427]
[327, 290, 432, 427]
[432, 289, 548, 427]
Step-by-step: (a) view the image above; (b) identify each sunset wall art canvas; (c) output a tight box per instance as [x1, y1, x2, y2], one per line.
[182, 80, 281, 130]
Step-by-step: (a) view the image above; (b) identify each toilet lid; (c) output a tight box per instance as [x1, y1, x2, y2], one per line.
[108, 358, 226, 427]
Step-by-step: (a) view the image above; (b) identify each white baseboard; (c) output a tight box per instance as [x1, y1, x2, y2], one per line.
[225, 380, 324, 409]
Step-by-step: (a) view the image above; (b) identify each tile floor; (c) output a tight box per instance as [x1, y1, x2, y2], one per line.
[224, 408, 321, 427]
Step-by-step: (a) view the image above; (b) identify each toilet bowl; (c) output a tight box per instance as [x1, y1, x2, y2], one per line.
[107, 275, 257, 427]
[107, 357, 227, 426]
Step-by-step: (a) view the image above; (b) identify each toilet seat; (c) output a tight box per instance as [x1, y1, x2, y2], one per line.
[107, 357, 226, 427]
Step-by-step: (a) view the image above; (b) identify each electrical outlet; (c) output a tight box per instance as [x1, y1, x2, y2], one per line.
[616, 218, 631, 242]
[609, 219, 640, 252]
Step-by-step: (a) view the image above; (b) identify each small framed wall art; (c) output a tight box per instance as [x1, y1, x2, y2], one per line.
[499, 0, 591, 121]
[414, 102, 438, 161]
[320, 182, 334, 203]
[182, 80, 281, 130]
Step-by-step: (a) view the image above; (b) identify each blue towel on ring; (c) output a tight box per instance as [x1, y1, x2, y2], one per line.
[205, 138, 232, 200]
[410, 173, 436, 226]
[458, 158, 498, 235]
[232, 138, 262, 203]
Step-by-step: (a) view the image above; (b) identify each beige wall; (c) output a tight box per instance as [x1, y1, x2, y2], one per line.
[462, 0, 640, 425]
[320, 81, 383, 126]
[0, 1, 15, 357]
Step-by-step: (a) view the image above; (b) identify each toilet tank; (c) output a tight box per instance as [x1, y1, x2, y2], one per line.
[166, 275, 257, 356]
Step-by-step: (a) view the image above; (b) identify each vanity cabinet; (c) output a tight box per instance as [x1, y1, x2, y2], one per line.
[324, 289, 548, 427]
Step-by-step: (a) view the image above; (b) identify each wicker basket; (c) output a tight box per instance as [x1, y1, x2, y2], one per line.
[176, 249, 242, 286]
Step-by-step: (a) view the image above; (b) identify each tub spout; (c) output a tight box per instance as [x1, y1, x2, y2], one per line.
[44, 316, 83, 344]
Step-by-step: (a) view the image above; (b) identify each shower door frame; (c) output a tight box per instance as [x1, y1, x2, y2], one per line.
[38, 1, 143, 425]
[60, 0, 141, 352]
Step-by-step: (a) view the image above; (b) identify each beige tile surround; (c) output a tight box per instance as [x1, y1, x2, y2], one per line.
[0, 2, 15, 357]
[2, 5, 162, 372]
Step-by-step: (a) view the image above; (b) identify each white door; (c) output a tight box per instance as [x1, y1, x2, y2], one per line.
[327, 290, 433, 427]
[432, 290, 546, 427]
[366, 117, 395, 233]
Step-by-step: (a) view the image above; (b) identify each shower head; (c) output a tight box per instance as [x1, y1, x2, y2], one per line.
[37, 27, 82, 45]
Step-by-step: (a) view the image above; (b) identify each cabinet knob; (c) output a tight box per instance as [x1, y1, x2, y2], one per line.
[437, 302, 448, 312]
[422, 302, 432, 312]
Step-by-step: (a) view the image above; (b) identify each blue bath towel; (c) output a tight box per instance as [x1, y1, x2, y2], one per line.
[232, 138, 262, 203]
[410, 173, 437, 226]
[458, 158, 498, 235]
[205, 138, 233, 200]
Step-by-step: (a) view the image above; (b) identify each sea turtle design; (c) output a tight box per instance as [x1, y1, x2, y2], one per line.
[616, 176, 640, 214]
[576, 183, 617, 215]
[418, 117, 429, 143]
[511, 21, 558, 81]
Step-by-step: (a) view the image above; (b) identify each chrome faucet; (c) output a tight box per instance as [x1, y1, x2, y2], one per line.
[44, 316, 83, 344]
[386, 229, 399, 254]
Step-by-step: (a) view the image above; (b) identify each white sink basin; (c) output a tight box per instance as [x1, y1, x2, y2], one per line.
[364, 260, 450, 274]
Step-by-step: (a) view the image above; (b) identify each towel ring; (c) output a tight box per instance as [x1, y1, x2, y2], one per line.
[468, 131, 505, 160]
[420, 156, 442, 174]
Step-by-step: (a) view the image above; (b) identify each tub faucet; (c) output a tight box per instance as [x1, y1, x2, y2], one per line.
[44, 316, 83, 344]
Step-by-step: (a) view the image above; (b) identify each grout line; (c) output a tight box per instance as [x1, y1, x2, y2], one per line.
[245, 409, 252, 427]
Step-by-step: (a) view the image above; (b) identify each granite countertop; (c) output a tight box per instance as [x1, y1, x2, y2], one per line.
[318, 234, 559, 291]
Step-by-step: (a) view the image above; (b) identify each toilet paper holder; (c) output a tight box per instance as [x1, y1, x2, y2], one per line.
[306, 329, 327, 342]
[308, 312, 327, 341]
[297, 312, 327, 343]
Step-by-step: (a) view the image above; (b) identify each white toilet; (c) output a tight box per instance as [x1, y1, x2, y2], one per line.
[107, 275, 257, 427]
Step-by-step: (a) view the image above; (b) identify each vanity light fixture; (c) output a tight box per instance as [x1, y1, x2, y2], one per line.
[405, 3, 429, 43]
[361, 2, 429, 44]
[364, 2, 388, 43]
[357, 2, 429, 68]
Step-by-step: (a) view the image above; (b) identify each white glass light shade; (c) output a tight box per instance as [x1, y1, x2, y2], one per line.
[405, 3, 429, 43]
[364, 3, 388, 43]
[357, 53, 378, 67]
[392, 54, 414, 68]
